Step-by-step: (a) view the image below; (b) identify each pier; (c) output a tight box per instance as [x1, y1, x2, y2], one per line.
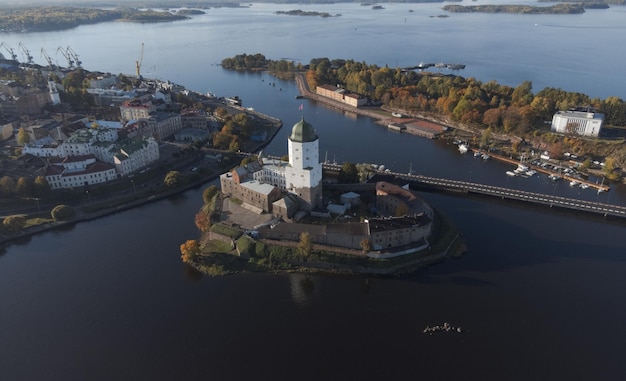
[322, 162, 626, 219]
[465, 147, 610, 193]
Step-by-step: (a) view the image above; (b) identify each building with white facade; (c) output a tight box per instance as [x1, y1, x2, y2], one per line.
[59, 127, 119, 157]
[47, 80, 61, 105]
[45, 154, 117, 190]
[113, 137, 159, 176]
[120, 99, 156, 121]
[551, 110, 604, 137]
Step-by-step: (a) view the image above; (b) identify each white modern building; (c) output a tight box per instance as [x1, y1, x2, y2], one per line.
[551, 110, 604, 137]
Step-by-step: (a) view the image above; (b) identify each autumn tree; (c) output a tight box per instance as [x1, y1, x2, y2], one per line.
[164, 171, 182, 187]
[180, 239, 200, 263]
[51, 205, 75, 221]
[17, 127, 30, 146]
[228, 136, 241, 152]
[214, 107, 229, 119]
[297, 232, 313, 257]
[360, 238, 372, 253]
[3, 215, 26, 231]
[194, 211, 211, 233]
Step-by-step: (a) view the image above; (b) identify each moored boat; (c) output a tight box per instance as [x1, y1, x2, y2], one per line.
[458, 144, 468, 154]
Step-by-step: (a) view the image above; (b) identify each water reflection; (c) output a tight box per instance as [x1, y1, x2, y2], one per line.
[289, 274, 315, 308]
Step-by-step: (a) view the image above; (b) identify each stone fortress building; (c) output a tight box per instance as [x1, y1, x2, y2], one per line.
[220, 118, 435, 256]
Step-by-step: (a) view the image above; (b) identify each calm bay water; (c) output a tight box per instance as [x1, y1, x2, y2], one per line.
[2, 4, 626, 380]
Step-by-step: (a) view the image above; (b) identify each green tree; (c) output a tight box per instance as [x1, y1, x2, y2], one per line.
[16, 127, 30, 146]
[0, 176, 16, 197]
[51, 205, 75, 221]
[34, 176, 51, 198]
[164, 171, 182, 187]
[338, 162, 359, 183]
[602, 157, 623, 182]
[15, 177, 35, 197]
[297, 232, 313, 257]
[3, 215, 26, 231]
[240, 155, 258, 167]
[480, 128, 492, 148]
[202, 185, 219, 205]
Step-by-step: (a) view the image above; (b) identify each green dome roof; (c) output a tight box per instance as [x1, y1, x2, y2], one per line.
[289, 118, 317, 143]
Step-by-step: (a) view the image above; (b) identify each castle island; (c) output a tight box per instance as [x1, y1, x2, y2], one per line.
[186, 118, 464, 276]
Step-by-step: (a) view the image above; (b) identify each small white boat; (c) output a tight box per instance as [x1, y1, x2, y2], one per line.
[474, 151, 482, 157]
[458, 144, 468, 154]
[481, 154, 490, 160]
[580, 183, 589, 189]
[570, 180, 579, 187]
[506, 171, 516, 176]
[548, 174, 562, 181]
[525, 169, 536, 176]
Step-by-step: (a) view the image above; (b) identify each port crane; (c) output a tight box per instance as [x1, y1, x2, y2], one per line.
[18, 42, 33, 64]
[0, 42, 18, 61]
[56, 46, 74, 68]
[136, 42, 144, 78]
[66, 46, 82, 68]
[40, 48, 55, 68]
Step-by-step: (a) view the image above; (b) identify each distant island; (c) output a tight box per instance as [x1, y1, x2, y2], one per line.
[0, 6, 189, 33]
[538, 0, 622, 5]
[176, 9, 207, 15]
[275, 10, 339, 18]
[442, 3, 607, 14]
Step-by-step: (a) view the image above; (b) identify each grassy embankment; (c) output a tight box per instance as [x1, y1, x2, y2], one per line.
[190, 207, 464, 277]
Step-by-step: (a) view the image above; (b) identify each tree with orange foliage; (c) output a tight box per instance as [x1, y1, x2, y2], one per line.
[195, 211, 211, 233]
[180, 240, 200, 263]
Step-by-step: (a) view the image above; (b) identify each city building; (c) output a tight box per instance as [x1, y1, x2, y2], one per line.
[44, 154, 117, 190]
[119, 98, 157, 121]
[316, 84, 367, 107]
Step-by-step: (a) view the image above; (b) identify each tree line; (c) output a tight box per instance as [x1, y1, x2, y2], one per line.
[302, 57, 626, 132]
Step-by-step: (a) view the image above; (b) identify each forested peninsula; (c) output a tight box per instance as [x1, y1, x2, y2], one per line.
[223, 53, 626, 182]
[0, 6, 189, 33]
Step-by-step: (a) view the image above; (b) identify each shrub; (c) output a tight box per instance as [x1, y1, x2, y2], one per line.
[2, 215, 26, 231]
[51, 204, 75, 221]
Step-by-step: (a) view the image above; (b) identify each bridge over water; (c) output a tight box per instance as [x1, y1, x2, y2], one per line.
[322, 163, 626, 219]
